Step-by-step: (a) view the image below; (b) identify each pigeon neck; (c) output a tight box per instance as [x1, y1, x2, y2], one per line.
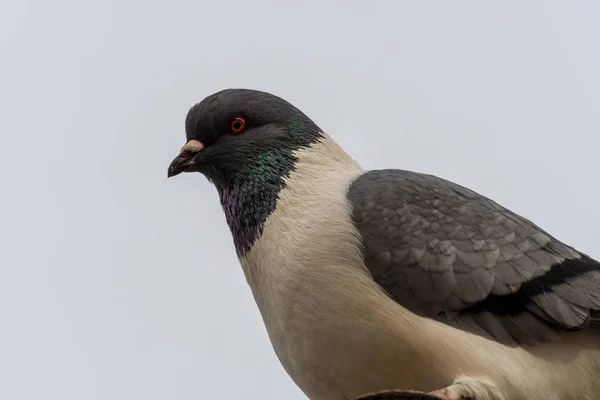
[215, 120, 323, 255]
[216, 162, 284, 255]
[214, 148, 303, 256]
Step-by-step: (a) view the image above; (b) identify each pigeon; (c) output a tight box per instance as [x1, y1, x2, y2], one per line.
[167, 88, 600, 400]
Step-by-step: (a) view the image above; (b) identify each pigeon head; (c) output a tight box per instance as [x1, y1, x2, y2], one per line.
[167, 88, 322, 187]
[168, 88, 324, 255]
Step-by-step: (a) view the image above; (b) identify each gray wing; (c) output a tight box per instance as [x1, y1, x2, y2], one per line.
[347, 169, 600, 345]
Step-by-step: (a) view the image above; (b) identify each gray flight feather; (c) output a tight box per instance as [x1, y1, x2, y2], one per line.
[347, 169, 600, 346]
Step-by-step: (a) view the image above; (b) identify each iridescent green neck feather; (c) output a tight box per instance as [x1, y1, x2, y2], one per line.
[216, 120, 322, 255]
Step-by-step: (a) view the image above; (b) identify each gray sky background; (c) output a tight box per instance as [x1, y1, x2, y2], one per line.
[3, 1, 600, 399]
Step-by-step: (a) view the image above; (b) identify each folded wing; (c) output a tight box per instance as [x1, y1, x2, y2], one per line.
[347, 169, 600, 345]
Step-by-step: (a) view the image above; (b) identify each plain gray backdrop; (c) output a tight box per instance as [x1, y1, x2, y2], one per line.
[3, 1, 599, 399]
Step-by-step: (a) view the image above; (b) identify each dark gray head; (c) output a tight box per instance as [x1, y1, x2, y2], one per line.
[167, 88, 322, 188]
[168, 88, 323, 255]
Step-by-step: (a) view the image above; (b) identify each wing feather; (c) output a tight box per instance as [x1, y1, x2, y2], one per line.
[347, 169, 600, 345]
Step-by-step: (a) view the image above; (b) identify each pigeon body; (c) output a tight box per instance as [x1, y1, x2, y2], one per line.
[168, 89, 600, 400]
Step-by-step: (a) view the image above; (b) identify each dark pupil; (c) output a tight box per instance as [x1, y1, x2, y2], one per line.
[233, 121, 242, 130]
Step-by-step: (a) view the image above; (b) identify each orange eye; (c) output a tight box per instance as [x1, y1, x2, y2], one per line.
[230, 117, 246, 134]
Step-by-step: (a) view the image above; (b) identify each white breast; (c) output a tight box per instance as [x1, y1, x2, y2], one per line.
[237, 134, 600, 400]
[239, 135, 379, 395]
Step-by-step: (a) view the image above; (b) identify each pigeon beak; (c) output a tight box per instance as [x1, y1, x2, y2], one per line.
[167, 139, 205, 178]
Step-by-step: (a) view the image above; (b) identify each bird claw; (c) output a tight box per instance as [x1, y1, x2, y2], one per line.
[353, 389, 469, 400]
[429, 387, 470, 400]
[354, 378, 495, 400]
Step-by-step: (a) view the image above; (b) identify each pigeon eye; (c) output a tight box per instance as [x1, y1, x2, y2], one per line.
[230, 117, 246, 134]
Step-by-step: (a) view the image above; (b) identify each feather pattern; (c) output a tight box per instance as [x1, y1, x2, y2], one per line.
[347, 169, 600, 345]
